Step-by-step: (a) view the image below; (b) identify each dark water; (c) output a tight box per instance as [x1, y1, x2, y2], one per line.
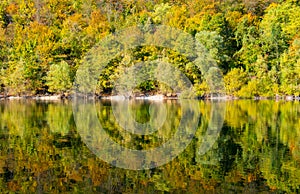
[0, 100, 299, 193]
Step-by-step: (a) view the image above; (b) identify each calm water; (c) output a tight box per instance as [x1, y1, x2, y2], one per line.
[0, 100, 300, 193]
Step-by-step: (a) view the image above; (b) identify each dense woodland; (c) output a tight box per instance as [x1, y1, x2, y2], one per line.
[0, 0, 299, 97]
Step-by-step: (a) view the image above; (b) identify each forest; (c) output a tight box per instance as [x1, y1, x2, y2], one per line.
[0, 0, 299, 98]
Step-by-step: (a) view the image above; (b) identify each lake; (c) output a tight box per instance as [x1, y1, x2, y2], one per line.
[0, 100, 299, 193]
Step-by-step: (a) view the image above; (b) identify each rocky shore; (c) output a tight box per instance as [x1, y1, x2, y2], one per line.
[0, 94, 65, 101]
[0, 93, 299, 101]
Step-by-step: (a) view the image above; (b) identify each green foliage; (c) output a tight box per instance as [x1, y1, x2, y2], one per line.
[46, 61, 72, 94]
[4, 60, 27, 96]
[224, 68, 248, 95]
[195, 31, 228, 70]
[152, 3, 171, 24]
[279, 38, 300, 96]
[0, 0, 299, 97]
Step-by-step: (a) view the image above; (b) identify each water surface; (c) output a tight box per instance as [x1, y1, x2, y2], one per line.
[0, 100, 299, 193]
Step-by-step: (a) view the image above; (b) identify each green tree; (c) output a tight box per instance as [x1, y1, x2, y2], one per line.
[4, 60, 27, 96]
[195, 31, 228, 70]
[280, 38, 300, 95]
[224, 68, 248, 96]
[46, 61, 72, 94]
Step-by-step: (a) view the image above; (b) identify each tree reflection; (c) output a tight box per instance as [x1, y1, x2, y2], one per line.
[0, 100, 299, 192]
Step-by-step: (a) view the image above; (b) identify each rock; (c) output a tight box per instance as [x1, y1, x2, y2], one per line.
[147, 95, 164, 100]
[37, 95, 61, 101]
[63, 93, 69, 98]
[275, 94, 282, 99]
[286, 95, 294, 101]
[108, 96, 126, 100]
[8, 96, 24, 100]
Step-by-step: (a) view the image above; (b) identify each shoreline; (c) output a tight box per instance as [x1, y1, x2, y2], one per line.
[0, 94, 299, 101]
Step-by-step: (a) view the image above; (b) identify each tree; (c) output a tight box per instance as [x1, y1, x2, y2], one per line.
[151, 3, 171, 24]
[46, 61, 72, 94]
[224, 68, 248, 96]
[280, 38, 300, 96]
[4, 60, 27, 96]
[195, 31, 228, 70]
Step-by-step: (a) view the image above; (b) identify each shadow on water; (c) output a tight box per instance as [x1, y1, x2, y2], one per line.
[0, 100, 299, 193]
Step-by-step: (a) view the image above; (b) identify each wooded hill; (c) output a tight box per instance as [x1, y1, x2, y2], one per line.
[0, 0, 299, 98]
